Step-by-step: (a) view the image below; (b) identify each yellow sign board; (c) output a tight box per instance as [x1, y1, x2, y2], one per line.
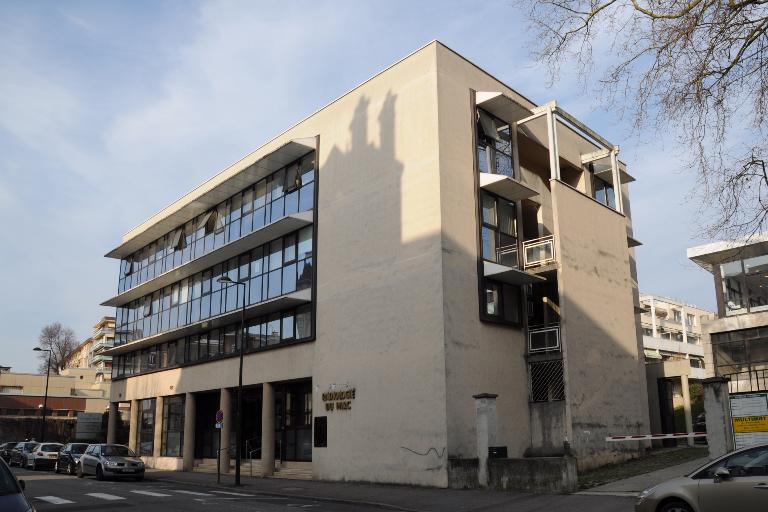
[733, 415, 768, 433]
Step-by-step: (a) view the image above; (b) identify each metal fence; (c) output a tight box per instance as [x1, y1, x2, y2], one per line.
[722, 369, 768, 393]
[529, 359, 565, 402]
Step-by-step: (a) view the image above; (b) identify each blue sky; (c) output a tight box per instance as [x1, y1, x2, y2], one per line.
[0, 0, 717, 373]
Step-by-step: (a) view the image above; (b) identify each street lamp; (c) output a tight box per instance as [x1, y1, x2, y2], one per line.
[217, 275, 247, 486]
[33, 347, 52, 441]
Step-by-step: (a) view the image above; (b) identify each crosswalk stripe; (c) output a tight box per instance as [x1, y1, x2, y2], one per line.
[35, 496, 74, 505]
[170, 489, 215, 496]
[86, 493, 126, 501]
[130, 490, 172, 497]
[210, 490, 255, 496]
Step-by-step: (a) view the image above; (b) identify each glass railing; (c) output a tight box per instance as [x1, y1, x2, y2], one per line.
[523, 235, 556, 269]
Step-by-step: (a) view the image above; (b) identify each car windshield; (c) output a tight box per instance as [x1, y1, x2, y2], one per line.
[22, 443, 37, 451]
[102, 445, 135, 457]
[71, 444, 88, 454]
[41, 444, 61, 452]
[0, 461, 20, 496]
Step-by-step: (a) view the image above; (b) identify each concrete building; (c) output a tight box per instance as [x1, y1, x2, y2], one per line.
[688, 234, 768, 393]
[639, 294, 714, 444]
[101, 41, 649, 486]
[63, 317, 115, 381]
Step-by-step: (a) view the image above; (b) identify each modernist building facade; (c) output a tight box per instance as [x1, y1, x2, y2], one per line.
[102, 42, 648, 486]
[688, 235, 768, 394]
[63, 316, 116, 380]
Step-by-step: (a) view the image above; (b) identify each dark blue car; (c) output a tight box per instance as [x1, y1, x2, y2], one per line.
[0, 457, 34, 511]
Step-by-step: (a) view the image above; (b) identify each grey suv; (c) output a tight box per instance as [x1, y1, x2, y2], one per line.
[77, 444, 144, 481]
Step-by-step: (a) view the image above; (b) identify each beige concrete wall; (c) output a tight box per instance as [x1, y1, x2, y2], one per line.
[434, 45, 531, 461]
[552, 181, 649, 469]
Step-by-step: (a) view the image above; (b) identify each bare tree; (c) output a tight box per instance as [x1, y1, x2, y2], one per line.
[518, 0, 768, 239]
[36, 323, 78, 374]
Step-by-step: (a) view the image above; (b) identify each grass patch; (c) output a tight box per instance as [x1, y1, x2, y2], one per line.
[578, 447, 708, 490]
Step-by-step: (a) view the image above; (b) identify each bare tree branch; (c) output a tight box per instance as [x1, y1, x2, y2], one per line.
[37, 323, 78, 374]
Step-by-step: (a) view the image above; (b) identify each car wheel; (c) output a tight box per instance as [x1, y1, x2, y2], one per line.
[69, 462, 76, 475]
[659, 500, 693, 512]
[96, 465, 104, 481]
[135, 475, 144, 482]
[77, 463, 84, 478]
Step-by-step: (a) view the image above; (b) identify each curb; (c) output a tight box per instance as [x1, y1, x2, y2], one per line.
[145, 475, 422, 512]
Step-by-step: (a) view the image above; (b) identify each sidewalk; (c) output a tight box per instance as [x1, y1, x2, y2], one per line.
[143, 469, 630, 512]
[578, 456, 709, 496]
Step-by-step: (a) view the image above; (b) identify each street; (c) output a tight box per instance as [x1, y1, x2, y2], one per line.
[11, 467, 636, 512]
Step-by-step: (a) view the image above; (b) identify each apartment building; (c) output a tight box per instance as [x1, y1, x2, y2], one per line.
[62, 317, 115, 381]
[101, 41, 648, 486]
[688, 235, 768, 393]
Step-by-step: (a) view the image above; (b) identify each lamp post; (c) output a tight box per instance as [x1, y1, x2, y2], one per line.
[33, 347, 52, 441]
[217, 275, 247, 486]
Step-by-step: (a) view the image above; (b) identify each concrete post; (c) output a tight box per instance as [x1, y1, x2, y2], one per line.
[681, 306, 688, 346]
[680, 374, 694, 447]
[261, 383, 275, 476]
[219, 387, 231, 473]
[703, 377, 734, 459]
[473, 393, 499, 488]
[153, 396, 164, 459]
[128, 399, 139, 453]
[650, 296, 658, 338]
[182, 392, 196, 471]
[107, 402, 118, 444]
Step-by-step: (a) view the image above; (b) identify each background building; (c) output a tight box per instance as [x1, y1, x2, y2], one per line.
[102, 41, 649, 486]
[63, 317, 115, 382]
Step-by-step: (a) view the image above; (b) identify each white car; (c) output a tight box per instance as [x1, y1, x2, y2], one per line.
[25, 443, 62, 471]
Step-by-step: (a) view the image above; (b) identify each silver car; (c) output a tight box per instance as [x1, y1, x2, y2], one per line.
[636, 443, 768, 512]
[77, 444, 144, 481]
[24, 443, 62, 471]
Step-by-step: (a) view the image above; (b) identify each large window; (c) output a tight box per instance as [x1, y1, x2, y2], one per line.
[112, 304, 313, 379]
[483, 280, 523, 324]
[712, 327, 768, 392]
[118, 152, 315, 294]
[161, 396, 184, 457]
[138, 398, 156, 456]
[476, 108, 513, 178]
[115, 226, 313, 345]
[592, 176, 616, 209]
[480, 192, 518, 267]
[720, 255, 768, 316]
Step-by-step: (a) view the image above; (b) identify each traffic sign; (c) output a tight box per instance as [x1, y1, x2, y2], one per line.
[215, 409, 224, 422]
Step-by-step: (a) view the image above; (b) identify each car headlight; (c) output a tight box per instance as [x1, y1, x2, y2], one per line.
[637, 485, 657, 504]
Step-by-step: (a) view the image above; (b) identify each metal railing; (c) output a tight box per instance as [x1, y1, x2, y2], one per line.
[722, 369, 768, 393]
[523, 235, 556, 269]
[528, 324, 560, 353]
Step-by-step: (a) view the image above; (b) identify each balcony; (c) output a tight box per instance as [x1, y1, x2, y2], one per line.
[102, 211, 313, 308]
[642, 335, 704, 357]
[528, 324, 560, 353]
[90, 354, 112, 364]
[483, 260, 545, 285]
[479, 172, 538, 202]
[523, 235, 556, 269]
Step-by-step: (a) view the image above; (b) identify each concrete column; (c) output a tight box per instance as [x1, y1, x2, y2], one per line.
[703, 377, 735, 458]
[128, 399, 139, 453]
[219, 388, 231, 473]
[680, 374, 694, 447]
[153, 396, 164, 459]
[681, 306, 688, 346]
[473, 393, 499, 488]
[261, 383, 275, 476]
[107, 402, 118, 444]
[182, 392, 196, 471]
[650, 296, 658, 338]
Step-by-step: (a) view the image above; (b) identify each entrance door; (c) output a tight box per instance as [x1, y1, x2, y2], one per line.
[194, 392, 220, 459]
[275, 381, 312, 461]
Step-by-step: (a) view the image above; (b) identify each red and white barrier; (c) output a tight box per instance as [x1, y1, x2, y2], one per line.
[606, 432, 707, 442]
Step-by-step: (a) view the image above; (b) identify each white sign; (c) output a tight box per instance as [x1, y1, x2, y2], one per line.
[730, 392, 768, 449]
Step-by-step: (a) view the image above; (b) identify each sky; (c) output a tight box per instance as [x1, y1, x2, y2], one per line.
[0, 0, 719, 373]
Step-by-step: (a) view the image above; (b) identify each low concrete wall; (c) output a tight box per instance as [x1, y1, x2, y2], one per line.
[140, 456, 184, 470]
[488, 457, 577, 494]
[446, 458, 479, 489]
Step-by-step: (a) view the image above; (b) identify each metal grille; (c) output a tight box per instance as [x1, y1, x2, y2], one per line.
[529, 360, 565, 402]
[723, 369, 768, 393]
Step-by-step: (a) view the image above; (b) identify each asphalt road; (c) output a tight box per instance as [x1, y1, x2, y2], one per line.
[11, 466, 636, 512]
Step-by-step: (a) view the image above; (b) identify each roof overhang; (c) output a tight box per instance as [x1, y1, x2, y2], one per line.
[476, 91, 533, 124]
[104, 288, 311, 356]
[101, 211, 313, 307]
[105, 137, 317, 260]
[687, 233, 768, 271]
[479, 173, 538, 201]
[627, 235, 642, 248]
[483, 261, 546, 285]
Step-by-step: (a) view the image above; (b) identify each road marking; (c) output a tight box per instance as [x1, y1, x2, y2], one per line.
[170, 489, 215, 496]
[35, 496, 75, 505]
[130, 490, 172, 497]
[210, 490, 255, 496]
[86, 493, 126, 500]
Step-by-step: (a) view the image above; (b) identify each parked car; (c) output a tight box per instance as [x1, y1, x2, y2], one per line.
[8, 443, 37, 468]
[77, 444, 144, 481]
[0, 442, 21, 462]
[636, 443, 768, 512]
[54, 443, 89, 475]
[0, 457, 35, 512]
[24, 443, 62, 471]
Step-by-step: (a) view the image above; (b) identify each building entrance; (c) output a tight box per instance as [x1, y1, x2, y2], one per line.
[194, 391, 220, 459]
[275, 380, 312, 462]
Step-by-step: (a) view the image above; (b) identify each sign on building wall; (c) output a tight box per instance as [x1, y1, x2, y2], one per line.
[75, 412, 103, 440]
[730, 392, 768, 449]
